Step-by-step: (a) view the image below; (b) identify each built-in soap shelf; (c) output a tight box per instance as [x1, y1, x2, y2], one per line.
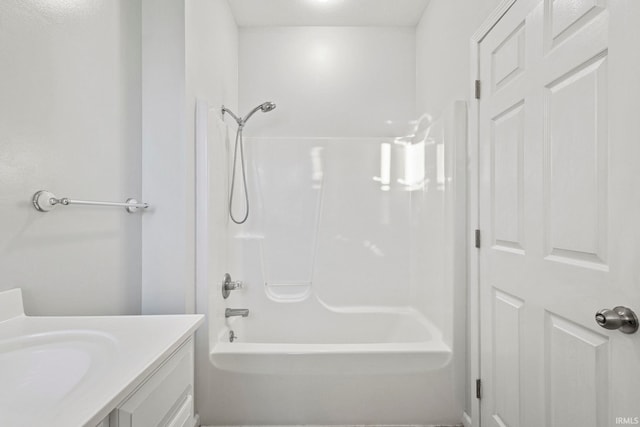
[264, 282, 312, 303]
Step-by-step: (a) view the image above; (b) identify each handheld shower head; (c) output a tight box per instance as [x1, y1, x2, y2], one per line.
[260, 101, 276, 112]
[220, 100, 277, 225]
[242, 101, 276, 124]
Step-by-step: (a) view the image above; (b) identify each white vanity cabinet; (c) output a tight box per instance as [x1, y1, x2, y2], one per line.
[0, 288, 203, 427]
[99, 337, 197, 427]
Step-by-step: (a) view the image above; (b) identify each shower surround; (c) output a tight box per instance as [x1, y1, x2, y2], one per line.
[199, 101, 467, 424]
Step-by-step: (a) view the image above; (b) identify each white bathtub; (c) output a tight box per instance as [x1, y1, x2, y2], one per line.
[210, 300, 451, 375]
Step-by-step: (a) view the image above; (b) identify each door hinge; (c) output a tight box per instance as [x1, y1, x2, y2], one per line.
[475, 80, 481, 99]
[476, 379, 482, 399]
[475, 229, 481, 249]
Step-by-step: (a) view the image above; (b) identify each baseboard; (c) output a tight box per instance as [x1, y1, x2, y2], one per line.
[462, 412, 472, 427]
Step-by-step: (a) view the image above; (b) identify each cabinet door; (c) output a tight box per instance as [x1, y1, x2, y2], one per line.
[116, 338, 195, 427]
[166, 395, 194, 427]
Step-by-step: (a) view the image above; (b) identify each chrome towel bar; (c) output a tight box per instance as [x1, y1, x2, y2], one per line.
[32, 190, 149, 214]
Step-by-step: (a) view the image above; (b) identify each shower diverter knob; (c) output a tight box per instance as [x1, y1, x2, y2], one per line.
[222, 273, 243, 299]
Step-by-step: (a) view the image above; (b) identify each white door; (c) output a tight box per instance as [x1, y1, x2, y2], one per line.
[479, 0, 640, 426]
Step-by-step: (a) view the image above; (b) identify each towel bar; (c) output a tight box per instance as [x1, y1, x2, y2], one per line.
[32, 190, 149, 214]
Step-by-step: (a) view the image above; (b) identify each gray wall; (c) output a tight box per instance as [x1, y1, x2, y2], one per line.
[140, 0, 191, 315]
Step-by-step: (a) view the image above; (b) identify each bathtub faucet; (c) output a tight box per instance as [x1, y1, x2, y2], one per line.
[225, 308, 249, 318]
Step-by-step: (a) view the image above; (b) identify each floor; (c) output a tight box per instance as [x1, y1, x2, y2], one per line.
[205, 425, 464, 427]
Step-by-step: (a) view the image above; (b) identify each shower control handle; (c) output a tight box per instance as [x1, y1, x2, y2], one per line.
[222, 273, 243, 299]
[595, 306, 638, 334]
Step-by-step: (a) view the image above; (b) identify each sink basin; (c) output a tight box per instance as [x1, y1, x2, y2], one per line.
[0, 288, 204, 427]
[0, 331, 117, 422]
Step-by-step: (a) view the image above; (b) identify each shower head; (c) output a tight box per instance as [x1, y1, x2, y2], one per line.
[242, 101, 277, 124]
[260, 102, 276, 112]
[222, 101, 277, 225]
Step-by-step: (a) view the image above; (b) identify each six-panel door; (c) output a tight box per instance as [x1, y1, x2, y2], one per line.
[479, 0, 640, 426]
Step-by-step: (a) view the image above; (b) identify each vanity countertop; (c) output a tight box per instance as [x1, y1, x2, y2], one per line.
[0, 288, 204, 427]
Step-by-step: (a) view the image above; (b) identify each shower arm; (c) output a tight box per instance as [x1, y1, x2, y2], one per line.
[221, 105, 244, 128]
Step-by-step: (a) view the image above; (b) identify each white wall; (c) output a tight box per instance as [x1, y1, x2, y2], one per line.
[0, 0, 142, 315]
[183, 0, 239, 424]
[416, 0, 503, 118]
[415, 0, 503, 419]
[239, 26, 416, 137]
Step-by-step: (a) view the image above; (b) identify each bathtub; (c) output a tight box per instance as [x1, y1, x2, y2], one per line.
[210, 299, 451, 375]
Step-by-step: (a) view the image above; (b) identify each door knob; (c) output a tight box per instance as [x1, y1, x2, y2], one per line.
[595, 306, 638, 334]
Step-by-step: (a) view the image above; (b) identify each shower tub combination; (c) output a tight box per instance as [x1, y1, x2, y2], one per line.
[195, 100, 468, 423]
[202, 102, 466, 377]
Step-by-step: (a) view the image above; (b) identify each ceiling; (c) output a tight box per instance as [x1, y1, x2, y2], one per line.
[228, 0, 432, 27]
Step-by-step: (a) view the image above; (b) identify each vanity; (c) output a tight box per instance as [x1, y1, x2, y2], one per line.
[0, 289, 204, 427]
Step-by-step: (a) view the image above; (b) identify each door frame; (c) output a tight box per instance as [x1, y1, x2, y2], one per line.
[467, 2, 519, 426]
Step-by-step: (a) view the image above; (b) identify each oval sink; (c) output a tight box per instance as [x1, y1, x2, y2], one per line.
[0, 330, 117, 421]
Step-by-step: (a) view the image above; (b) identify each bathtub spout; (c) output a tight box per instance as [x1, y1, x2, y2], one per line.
[225, 308, 249, 318]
